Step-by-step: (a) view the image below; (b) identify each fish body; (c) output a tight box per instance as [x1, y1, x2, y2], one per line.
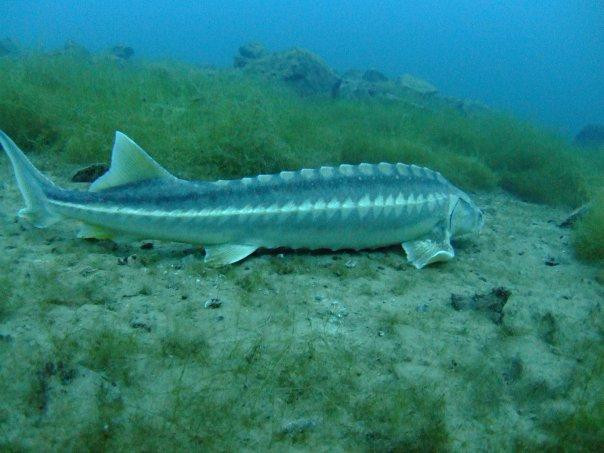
[0, 130, 483, 268]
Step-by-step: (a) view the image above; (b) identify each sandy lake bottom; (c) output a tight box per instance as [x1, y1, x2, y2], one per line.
[0, 161, 602, 451]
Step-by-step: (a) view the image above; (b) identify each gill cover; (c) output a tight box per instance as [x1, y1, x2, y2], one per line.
[450, 197, 483, 238]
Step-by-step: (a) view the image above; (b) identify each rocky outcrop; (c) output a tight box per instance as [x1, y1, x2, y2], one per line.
[334, 70, 397, 100]
[335, 69, 441, 104]
[575, 124, 604, 149]
[362, 69, 388, 83]
[239, 46, 339, 96]
[397, 74, 437, 96]
[233, 42, 267, 68]
[231, 42, 494, 118]
[336, 70, 439, 104]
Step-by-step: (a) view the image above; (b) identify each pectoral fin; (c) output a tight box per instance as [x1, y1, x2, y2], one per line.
[402, 238, 454, 269]
[204, 244, 258, 267]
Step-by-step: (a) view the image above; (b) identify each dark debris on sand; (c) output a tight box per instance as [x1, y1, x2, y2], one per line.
[451, 287, 511, 324]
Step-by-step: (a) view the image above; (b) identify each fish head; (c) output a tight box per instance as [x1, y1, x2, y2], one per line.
[450, 196, 484, 238]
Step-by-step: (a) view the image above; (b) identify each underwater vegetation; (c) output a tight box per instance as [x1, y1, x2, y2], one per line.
[572, 192, 604, 263]
[0, 52, 596, 200]
[0, 248, 453, 450]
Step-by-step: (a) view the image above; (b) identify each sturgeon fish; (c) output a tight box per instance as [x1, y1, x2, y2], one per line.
[0, 130, 483, 268]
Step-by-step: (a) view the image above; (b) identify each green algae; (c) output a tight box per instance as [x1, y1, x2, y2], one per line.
[0, 274, 16, 321]
[354, 383, 450, 452]
[159, 327, 209, 363]
[81, 328, 140, 385]
[518, 323, 604, 451]
[28, 265, 113, 308]
[573, 193, 604, 263]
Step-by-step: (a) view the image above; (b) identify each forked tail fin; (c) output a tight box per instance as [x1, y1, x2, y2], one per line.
[0, 130, 60, 227]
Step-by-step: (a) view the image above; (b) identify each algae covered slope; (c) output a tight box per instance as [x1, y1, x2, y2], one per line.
[0, 52, 595, 205]
[573, 192, 604, 263]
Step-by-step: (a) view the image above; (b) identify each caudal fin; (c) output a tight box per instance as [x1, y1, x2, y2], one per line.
[0, 130, 60, 227]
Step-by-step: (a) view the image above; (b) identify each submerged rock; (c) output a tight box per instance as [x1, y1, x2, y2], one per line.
[111, 45, 135, 60]
[336, 70, 440, 103]
[240, 47, 339, 96]
[233, 42, 267, 68]
[117, 254, 139, 266]
[71, 163, 108, 183]
[362, 69, 389, 83]
[204, 298, 222, 309]
[239, 42, 266, 59]
[233, 43, 475, 112]
[544, 256, 560, 267]
[335, 71, 397, 100]
[397, 73, 437, 96]
[575, 124, 604, 149]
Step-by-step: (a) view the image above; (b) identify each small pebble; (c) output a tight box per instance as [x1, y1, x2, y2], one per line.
[345, 259, 357, 268]
[280, 418, 318, 436]
[204, 298, 222, 309]
[130, 321, 152, 332]
[416, 304, 429, 313]
[117, 254, 138, 265]
[544, 256, 559, 267]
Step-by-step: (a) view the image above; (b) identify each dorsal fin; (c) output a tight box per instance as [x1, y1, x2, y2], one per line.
[90, 131, 176, 192]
